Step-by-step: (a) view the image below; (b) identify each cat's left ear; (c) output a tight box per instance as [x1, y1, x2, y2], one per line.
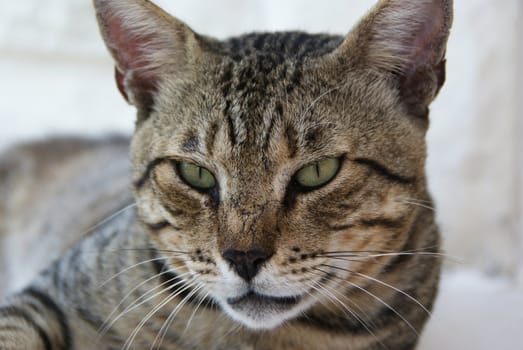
[93, 0, 207, 120]
[336, 0, 453, 116]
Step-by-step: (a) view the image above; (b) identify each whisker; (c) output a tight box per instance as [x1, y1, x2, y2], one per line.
[323, 251, 447, 259]
[100, 271, 193, 338]
[98, 256, 184, 287]
[153, 282, 205, 350]
[183, 288, 211, 335]
[323, 265, 432, 316]
[325, 256, 390, 267]
[364, 252, 446, 259]
[336, 268, 426, 337]
[104, 248, 190, 254]
[327, 252, 463, 265]
[119, 272, 193, 314]
[396, 197, 433, 205]
[97, 265, 186, 338]
[397, 199, 435, 212]
[300, 86, 341, 119]
[122, 277, 197, 350]
[97, 268, 171, 339]
[314, 266, 419, 337]
[308, 279, 386, 349]
[217, 318, 243, 344]
[122, 291, 179, 350]
[319, 245, 440, 255]
[80, 202, 136, 236]
[317, 246, 462, 263]
[308, 269, 380, 333]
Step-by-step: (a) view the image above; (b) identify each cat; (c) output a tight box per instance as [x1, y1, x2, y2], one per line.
[0, 0, 452, 349]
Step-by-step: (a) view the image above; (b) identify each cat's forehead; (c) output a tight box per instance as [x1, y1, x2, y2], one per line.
[149, 31, 412, 169]
[156, 70, 341, 162]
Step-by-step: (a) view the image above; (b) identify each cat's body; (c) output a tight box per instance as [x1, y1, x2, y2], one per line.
[0, 0, 452, 349]
[0, 138, 132, 300]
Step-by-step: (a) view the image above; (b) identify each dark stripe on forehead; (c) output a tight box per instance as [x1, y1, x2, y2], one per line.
[261, 103, 282, 152]
[205, 122, 220, 157]
[261, 117, 276, 153]
[302, 126, 334, 153]
[285, 125, 299, 158]
[182, 135, 200, 153]
[353, 158, 416, 185]
[219, 61, 234, 98]
[226, 114, 237, 146]
[286, 62, 303, 94]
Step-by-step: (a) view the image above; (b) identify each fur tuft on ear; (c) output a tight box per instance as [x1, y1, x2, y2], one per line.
[93, 0, 202, 118]
[338, 0, 453, 115]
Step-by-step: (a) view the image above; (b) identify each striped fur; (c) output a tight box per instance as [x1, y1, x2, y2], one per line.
[0, 0, 452, 349]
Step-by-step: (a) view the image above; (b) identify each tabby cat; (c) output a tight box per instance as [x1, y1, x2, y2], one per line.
[0, 0, 452, 349]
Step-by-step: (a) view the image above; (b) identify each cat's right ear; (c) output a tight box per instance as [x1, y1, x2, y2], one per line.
[93, 0, 204, 120]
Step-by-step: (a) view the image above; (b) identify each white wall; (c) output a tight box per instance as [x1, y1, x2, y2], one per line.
[0, 0, 522, 279]
[517, 0, 523, 284]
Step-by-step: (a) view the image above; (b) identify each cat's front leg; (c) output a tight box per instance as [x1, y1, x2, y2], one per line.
[0, 287, 71, 350]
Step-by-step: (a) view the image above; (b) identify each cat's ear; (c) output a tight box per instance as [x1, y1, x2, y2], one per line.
[93, 0, 203, 119]
[338, 0, 453, 116]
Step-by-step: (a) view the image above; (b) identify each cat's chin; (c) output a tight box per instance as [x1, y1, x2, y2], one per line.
[219, 291, 308, 330]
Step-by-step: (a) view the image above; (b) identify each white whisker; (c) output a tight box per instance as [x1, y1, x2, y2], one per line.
[321, 265, 420, 337]
[98, 256, 177, 288]
[300, 86, 341, 120]
[97, 266, 185, 339]
[122, 277, 197, 350]
[397, 199, 435, 212]
[309, 281, 386, 348]
[183, 288, 211, 335]
[81, 202, 136, 237]
[352, 280, 418, 336]
[100, 272, 193, 338]
[153, 282, 205, 350]
[347, 269, 431, 316]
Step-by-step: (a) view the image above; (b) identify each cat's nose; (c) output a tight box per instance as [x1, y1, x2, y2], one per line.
[222, 248, 272, 282]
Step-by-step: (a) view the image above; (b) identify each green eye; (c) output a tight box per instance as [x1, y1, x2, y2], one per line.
[177, 162, 216, 190]
[295, 157, 340, 189]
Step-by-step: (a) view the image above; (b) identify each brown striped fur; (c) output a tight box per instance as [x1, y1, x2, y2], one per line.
[0, 0, 452, 349]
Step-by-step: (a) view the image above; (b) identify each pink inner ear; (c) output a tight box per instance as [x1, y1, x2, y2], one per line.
[405, 2, 446, 75]
[103, 11, 161, 108]
[107, 15, 153, 72]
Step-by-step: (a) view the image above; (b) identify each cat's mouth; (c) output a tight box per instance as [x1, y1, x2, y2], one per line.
[222, 290, 306, 329]
[219, 271, 334, 329]
[226, 291, 302, 310]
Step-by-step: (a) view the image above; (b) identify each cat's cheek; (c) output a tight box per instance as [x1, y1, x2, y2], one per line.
[154, 229, 183, 249]
[135, 187, 166, 224]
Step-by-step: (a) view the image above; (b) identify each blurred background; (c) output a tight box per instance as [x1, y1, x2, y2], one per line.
[0, 0, 522, 348]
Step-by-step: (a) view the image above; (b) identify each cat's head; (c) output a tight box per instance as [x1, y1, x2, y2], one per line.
[94, 0, 452, 330]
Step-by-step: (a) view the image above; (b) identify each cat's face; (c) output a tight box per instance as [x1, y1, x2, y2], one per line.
[94, 0, 451, 330]
[132, 56, 426, 328]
